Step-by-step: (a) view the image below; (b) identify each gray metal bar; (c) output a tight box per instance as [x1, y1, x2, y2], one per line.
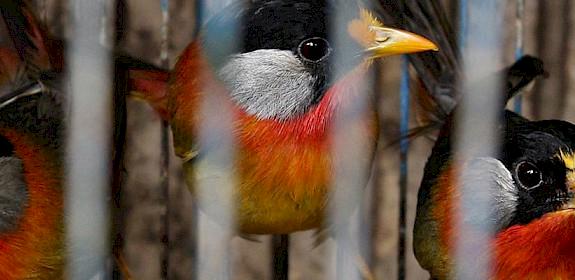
[328, 1, 375, 279]
[195, 0, 242, 279]
[455, 1, 504, 279]
[65, 0, 113, 278]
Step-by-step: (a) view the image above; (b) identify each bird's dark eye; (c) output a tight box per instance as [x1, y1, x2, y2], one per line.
[515, 161, 543, 190]
[298, 37, 331, 62]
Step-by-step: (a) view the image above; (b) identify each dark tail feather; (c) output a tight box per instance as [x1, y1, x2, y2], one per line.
[376, 0, 459, 107]
[503, 55, 548, 102]
[375, 2, 547, 144]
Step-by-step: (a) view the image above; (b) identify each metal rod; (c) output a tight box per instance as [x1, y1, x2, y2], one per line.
[271, 234, 290, 280]
[397, 56, 410, 280]
[159, 0, 171, 279]
[111, 0, 129, 278]
[65, 0, 113, 278]
[513, 0, 525, 113]
[195, 1, 240, 279]
[455, 1, 503, 279]
[458, 0, 468, 52]
[328, 1, 374, 279]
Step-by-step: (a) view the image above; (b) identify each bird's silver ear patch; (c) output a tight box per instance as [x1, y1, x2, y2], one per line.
[219, 49, 317, 120]
[0, 157, 28, 233]
[460, 157, 518, 231]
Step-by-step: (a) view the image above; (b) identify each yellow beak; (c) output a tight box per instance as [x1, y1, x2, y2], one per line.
[366, 26, 438, 58]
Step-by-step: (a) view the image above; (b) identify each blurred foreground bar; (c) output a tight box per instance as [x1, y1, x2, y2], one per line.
[194, 0, 241, 279]
[65, 0, 113, 278]
[455, 1, 504, 279]
[328, 1, 375, 279]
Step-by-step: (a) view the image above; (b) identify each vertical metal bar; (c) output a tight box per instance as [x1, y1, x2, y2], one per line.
[159, 0, 171, 279]
[110, 0, 128, 276]
[195, 1, 240, 279]
[65, 0, 113, 278]
[329, 1, 374, 280]
[397, 56, 410, 280]
[513, 0, 524, 113]
[458, 0, 468, 52]
[271, 234, 289, 280]
[455, 1, 503, 279]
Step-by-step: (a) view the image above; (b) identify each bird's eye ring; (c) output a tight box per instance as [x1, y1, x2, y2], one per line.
[298, 37, 331, 62]
[515, 161, 543, 190]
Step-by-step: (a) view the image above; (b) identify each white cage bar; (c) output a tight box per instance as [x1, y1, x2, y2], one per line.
[65, 0, 114, 278]
[455, 1, 504, 279]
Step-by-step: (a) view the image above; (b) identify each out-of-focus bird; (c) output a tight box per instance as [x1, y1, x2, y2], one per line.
[0, 1, 65, 278]
[132, 0, 438, 234]
[0, 68, 65, 280]
[0, 1, 159, 278]
[378, 1, 575, 279]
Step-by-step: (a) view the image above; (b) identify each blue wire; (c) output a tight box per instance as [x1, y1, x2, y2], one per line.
[459, 0, 469, 52]
[399, 57, 410, 158]
[398, 55, 410, 280]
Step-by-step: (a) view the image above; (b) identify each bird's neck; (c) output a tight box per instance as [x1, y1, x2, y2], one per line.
[239, 62, 375, 142]
[169, 42, 377, 157]
[0, 129, 63, 279]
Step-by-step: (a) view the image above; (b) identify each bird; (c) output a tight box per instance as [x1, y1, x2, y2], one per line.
[0, 3, 65, 278]
[0, 66, 65, 280]
[131, 0, 438, 235]
[413, 59, 575, 280]
[0, 1, 160, 278]
[377, 1, 575, 279]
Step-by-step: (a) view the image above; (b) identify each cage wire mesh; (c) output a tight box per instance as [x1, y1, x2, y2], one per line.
[0, 0, 571, 279]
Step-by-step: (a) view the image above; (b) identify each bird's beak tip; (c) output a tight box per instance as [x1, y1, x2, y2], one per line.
[367, 26, 438, 58]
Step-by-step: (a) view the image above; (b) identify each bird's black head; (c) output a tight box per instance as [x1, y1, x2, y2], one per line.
[201, 0, 436, 120]
[500, 115, 575, 227]
[419, 110, 575, 233]
[202, 0, 362, 120]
